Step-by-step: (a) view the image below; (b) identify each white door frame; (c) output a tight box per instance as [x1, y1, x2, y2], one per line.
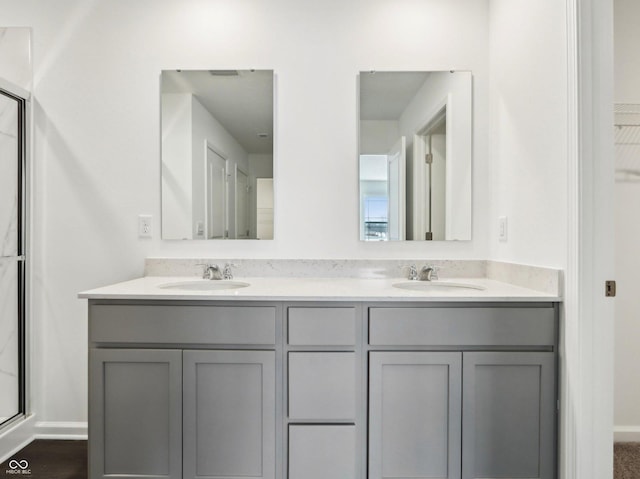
[565, 1, 614, 479]
[235, 166, 249, 239]
[387, 137, 406, 241]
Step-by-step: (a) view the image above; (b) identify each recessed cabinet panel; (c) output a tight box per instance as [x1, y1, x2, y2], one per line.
[90, 305, 276, 345]
[369, 307, 555, 346]
[288, 307, 356, 345]
[182, 350, 275, 479]
[289, 425, 356, 479]
[89, 349, 182, 479]
[462, 352, 555, 479]
[369, 352, 462, 479]
[288, 352, 356, 420]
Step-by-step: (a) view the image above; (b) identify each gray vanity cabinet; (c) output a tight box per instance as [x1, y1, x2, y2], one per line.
[89, 348, 276, 479]
[285, 305, 359, 479]
[367, 305, 557, 479]
[89, 348, 183, 479]
[368, 351, 555, 479]
[88, 302, 278, 479]
[88, 300, 558, 479]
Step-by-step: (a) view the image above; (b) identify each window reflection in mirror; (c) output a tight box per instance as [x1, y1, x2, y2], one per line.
[359, 71, 472, 241]
[161, 70, 274, 240]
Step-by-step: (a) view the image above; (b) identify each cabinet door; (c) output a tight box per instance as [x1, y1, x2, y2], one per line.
[369, 352, 462, 479]
[183, 350, 275, 479]
[89, 349, 182, 479]
[462, 352, 555, 479]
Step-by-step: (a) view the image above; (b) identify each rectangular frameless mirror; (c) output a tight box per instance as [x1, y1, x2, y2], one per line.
[161, 70, 274, 240]
[359, 71, 472, 241]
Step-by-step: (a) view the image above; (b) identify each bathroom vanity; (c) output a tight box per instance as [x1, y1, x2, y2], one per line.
[82, 274, 559, 479]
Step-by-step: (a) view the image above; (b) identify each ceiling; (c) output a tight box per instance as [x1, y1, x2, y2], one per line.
[161, 69, 273, 154]
[359, 71, 430, 121]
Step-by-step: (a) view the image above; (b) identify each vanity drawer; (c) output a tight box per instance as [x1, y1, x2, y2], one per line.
[369, 307, 555, 346]
[289, 425, 356, 479]
[288, 307, 356, 346]
[90, 304, 276, 345]
[288, 352, 356, 420]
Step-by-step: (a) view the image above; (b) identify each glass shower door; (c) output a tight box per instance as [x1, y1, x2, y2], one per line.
[0, 88, 25, 426]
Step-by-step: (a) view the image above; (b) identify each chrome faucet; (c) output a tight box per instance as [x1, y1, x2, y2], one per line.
[222, 263, 238, 280]
[198, 264, 222, 280]
[421, 265, 439, 281]
[408, 264, 440, 281]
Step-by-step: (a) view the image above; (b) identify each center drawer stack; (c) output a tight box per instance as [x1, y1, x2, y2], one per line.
[285, 305, 359, 479]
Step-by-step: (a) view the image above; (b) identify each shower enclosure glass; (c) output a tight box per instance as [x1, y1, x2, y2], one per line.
[0, 86, 26, 427]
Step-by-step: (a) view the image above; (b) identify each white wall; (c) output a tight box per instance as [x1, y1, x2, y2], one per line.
[0, 27, 31, 91]
[614, 184, 640, 438]
[614, 0, 640, 441]
[0, 0, 568, 428]
[488, 0, 567, 268]
[615, 0, 640, 104]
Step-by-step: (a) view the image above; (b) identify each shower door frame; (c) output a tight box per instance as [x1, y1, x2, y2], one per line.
[0, 76, 30, 431]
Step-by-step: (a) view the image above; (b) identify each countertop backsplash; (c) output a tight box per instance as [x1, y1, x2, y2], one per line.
[144, 258, 561, 296]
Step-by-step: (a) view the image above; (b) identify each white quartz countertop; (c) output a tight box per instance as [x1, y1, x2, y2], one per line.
[78, 276, 561, 302]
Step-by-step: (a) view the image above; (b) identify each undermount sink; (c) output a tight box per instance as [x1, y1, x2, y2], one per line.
[159, 280, 251, 292]
[392, 281, 486, 292]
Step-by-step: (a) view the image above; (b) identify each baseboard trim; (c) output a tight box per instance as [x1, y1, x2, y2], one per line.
[614, 426, 640, 442]
[34, 421, 87, 440]
[0, 415, 36, 463]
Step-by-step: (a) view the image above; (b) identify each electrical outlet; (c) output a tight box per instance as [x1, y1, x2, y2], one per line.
[138, 214, 152, 238]
[498, 216, 508, 242]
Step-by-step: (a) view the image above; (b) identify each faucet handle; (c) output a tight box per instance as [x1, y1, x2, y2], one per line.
[222, 263, 238, 280]
[408, 264, 419, 280]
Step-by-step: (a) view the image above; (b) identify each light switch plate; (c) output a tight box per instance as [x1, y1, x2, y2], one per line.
[138, 214, 152, 238]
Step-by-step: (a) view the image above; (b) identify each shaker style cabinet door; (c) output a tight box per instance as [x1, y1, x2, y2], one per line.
[369, 352, 462, 479]
[182, 350, 276, 479]
[89, 349, 183, 479]
[462, 352, 556, 479]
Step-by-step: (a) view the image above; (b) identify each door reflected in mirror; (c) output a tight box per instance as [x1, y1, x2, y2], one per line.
[359, 71, 472, 241]
[161, 69, 274, 240]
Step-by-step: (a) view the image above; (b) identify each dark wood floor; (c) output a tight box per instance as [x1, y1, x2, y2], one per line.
[0, 440, 86, 479]
[2, 439, 637, 478]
